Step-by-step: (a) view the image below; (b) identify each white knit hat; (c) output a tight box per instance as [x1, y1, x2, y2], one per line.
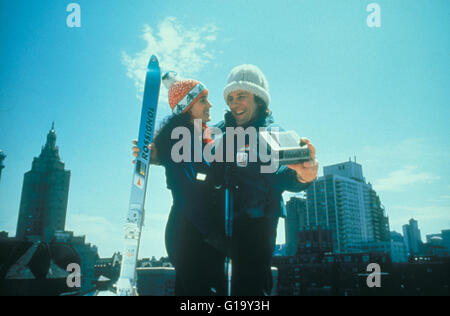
[223, 64, 270, 106]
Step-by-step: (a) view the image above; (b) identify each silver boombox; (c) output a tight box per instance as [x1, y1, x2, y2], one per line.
[259, 130, 311, 165]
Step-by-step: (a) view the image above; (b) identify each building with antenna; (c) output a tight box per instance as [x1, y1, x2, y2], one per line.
[16, 123, 71, 242]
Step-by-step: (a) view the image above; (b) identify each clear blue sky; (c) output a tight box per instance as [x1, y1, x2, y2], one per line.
[1, 0, 449, 258]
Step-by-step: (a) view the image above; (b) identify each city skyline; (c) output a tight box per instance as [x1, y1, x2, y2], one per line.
[1, 0, 449, 258]
[1, 125, 447, 258]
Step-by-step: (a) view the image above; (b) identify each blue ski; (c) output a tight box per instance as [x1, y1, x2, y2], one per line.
[116, 55, 161, 296]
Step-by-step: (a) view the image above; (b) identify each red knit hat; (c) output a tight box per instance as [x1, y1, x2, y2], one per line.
[162, 71, 208, 115]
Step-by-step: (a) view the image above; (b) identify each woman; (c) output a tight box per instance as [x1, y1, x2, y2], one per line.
[132, 72, 224, 296]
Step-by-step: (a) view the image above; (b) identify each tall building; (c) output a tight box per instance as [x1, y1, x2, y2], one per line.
[285, 195, 308, 256]
[370, 190, 391, 242]
[402, 218, 422, 256]
[0, 150, 6, 181]
[304, 160, 390, 253]
[16, 123, 71, 242]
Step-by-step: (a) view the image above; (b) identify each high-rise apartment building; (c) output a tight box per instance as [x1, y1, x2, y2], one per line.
[299, 160, 389, 253]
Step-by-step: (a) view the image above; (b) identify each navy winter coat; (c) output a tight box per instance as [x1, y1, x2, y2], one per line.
[212, 112, 311, 219]
[160, 124, 214, 236]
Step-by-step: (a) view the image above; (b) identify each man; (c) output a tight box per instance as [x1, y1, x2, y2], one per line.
[212, 64, 318, 296]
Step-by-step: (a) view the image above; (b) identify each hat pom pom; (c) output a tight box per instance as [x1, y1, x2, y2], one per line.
[162, 71, 181, 90]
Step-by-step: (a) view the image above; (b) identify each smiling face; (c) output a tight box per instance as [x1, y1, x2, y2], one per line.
[226, 90, 258, 126]
[189, 93, 212, 123]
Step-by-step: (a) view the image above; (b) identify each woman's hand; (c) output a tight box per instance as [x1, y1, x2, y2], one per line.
[132, 140, 160, 165]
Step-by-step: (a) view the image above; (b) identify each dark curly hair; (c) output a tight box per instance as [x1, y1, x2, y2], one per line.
[153, 111, 193, 163]
[254, 95, 271, 119]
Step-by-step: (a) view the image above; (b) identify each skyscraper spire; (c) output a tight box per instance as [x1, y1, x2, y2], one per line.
[33, 123, 62, 170]
[46, 122, 57, 149]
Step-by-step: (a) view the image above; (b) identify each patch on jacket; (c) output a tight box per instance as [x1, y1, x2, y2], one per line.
[196, 172, 207, 181]
[236, 151, 248, 167]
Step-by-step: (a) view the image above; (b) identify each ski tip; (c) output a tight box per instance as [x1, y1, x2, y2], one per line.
[148, 55, 159, 68]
